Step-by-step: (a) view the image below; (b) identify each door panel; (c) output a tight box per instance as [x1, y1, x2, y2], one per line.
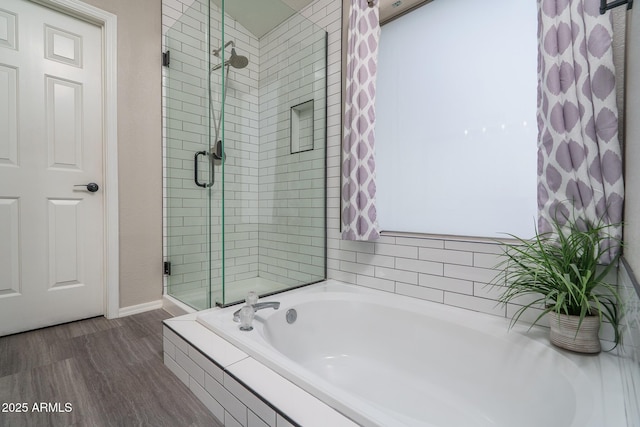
[46, 76, 83, 169]
[0, 198, 20, 296]
[0, 0, 104, 336]
[0, 9, 18, 50]
[48, 199, 84, 289]
[0, 64, 18, 166]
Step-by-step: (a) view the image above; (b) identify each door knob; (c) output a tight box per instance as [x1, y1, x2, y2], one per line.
[75, 183, 99, 192]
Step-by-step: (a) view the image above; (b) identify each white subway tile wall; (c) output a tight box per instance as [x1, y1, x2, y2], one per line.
[257, 12, 326, 288]
[218, 7, 262, 291]
[330, 234, 509, 316]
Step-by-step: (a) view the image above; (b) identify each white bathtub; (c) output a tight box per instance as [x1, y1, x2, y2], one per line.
[196, 280, 625, 427]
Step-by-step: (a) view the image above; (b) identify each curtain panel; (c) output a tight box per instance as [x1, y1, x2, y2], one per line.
[537, 0, 624, 261]
[341, 0, 381, 241]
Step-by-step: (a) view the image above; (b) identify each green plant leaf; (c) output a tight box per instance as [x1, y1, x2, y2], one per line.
[491, 213, 623, 349]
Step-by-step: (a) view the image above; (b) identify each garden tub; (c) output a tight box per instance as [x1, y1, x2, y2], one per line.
[196, 280, 624, 427]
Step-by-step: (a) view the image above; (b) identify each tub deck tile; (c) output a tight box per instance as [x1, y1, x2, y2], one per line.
[163, 317, 248, 368]
[227, 357, 359, 427]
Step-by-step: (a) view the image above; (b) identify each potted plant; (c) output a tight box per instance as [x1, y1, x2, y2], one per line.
[493, 216, 622, 354]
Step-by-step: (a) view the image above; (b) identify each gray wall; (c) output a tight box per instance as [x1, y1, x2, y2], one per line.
[82, 0, 163, 308]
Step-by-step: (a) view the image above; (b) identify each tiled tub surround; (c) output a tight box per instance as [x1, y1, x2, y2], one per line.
[163, 316, 356, 427]
[618, 259, 640, 426]
[165, 280, 628, 427]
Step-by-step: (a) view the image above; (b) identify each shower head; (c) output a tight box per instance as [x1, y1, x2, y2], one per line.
[228, 48, 249, 69]
[210, 42, 249, 71]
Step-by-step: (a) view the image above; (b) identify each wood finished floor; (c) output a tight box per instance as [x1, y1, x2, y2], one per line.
[0, 310, 223, 427]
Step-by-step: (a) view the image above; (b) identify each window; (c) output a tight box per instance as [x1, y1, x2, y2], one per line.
[375, 0, 537, 238]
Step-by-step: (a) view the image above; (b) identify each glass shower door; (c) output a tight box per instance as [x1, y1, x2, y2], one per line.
[164, 0, 219, 310]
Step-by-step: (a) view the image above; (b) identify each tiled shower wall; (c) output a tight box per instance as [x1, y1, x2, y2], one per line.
[257, 14, 327, 286]
[216, 14, 262, 286]
[163, 0, 326, 304]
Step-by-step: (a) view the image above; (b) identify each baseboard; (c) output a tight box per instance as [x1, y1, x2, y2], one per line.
[118, 300, 164, 317]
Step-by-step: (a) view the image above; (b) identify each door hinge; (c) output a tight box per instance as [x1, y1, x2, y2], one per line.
[163, 261, 171, 275]
[162, 50, 170, 67]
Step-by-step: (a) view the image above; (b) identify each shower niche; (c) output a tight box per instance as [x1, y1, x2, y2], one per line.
[291, 100, 314, 153]
[164, 0, 327, 308]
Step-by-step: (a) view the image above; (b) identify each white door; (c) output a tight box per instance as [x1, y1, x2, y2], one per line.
[0, 0, 105, 336]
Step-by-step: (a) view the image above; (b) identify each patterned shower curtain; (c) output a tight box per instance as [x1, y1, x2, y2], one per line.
[342, 0, 381, 241]
[537, 0, 624, 261]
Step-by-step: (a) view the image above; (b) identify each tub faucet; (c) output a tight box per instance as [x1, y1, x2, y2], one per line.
[233, 301, 280, 322]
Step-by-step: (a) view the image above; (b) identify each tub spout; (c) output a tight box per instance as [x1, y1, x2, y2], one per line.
[233, 301, 280, 322]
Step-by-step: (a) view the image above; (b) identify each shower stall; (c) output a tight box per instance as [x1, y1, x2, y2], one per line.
[163, 0, 327, 309]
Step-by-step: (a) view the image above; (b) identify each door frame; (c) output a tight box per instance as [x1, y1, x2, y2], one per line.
[33, 0, 119, 318]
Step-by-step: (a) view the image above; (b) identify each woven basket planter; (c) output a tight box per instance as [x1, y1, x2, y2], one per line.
[548, 311, 601, 354]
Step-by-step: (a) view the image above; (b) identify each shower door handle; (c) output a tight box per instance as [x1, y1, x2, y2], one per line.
[194, 151, 213, 188]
